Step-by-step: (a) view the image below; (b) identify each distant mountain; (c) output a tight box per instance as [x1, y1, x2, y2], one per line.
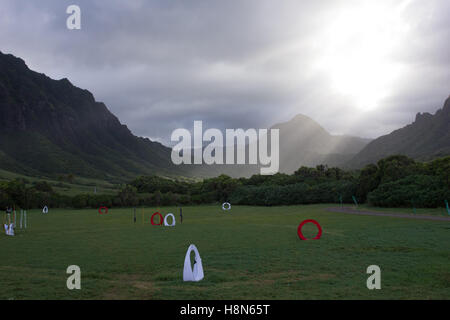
[272, 114, 371, 173]
[348, 96, 450, 168]
[188, 114, 371, 177]
[0, 51, 187, 181]
[6, 50, 444, 182]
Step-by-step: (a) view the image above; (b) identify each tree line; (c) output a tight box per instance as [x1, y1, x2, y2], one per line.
[1, 155, 448, 209]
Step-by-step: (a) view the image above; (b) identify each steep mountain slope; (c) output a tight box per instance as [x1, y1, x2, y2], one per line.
[0, 51, 185, 181]
[7, 51, 434, 181]
[348, 96, 450, 168]
[188, 114, 371, 177]
[272, 114, 371, 173]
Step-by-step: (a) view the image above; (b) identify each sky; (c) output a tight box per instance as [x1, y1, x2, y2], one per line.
[1, 0, 449, 146]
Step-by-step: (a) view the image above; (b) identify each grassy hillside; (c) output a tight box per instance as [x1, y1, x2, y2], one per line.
[0, 169, 118, 196]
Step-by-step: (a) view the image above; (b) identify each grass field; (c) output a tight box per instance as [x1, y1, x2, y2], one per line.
[1, 204, 449, 300]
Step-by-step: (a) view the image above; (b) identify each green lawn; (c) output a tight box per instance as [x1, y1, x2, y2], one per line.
[1, 204, 449, 300]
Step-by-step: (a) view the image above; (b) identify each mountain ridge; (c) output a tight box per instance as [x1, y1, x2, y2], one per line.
[1, 50, 447, 181]
[348, 96, 450, 168]
[0, 50, 185, 181]
[271, 113, 371, 173]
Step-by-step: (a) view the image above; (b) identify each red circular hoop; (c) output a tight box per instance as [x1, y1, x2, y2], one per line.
[297, 219, 322, 240]
[98, 206, 108, 214]
[151, 212, 163, 226]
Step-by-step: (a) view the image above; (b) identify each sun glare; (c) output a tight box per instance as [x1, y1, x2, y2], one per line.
[317, 2, 410, 111]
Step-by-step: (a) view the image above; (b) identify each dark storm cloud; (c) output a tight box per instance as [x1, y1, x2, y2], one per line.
[1, 0, 449, 145]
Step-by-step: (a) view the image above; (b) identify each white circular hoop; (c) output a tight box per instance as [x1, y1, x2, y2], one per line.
[42, 206, 49, 214]
[163, 213, 176, 227]
[222, 202, 231, 211]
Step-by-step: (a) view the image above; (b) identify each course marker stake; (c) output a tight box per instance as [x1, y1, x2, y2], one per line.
[180, 207, 183, 224]
[352, 195, 358, 209]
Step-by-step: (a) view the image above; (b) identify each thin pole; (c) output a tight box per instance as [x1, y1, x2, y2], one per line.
[352, 195, 358, 209]
[180, 207, 183, 224]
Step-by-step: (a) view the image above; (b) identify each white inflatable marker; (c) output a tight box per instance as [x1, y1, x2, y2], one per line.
[4, 223, 14, 236]
[42, 206, 48, 214]
[183, 244, 204, 282]
[163, 213, 176, 227]
[222, 202, 231, 211]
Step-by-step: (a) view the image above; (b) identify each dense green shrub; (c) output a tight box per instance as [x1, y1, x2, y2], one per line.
[231, 181, 357, 206]
[367, 175, 450, 208]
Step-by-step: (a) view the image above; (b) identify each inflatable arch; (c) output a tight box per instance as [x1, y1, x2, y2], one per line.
[151, 212, 163, 225]
[42, 206, 49, 214]
[4, 223, 14, 236]
[297, 219, 322, 240]
[163, 213, 176, 227]
[222, 202, 231, 211]
[183, 244, 204, 282]
[98, 206, 108, 214]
